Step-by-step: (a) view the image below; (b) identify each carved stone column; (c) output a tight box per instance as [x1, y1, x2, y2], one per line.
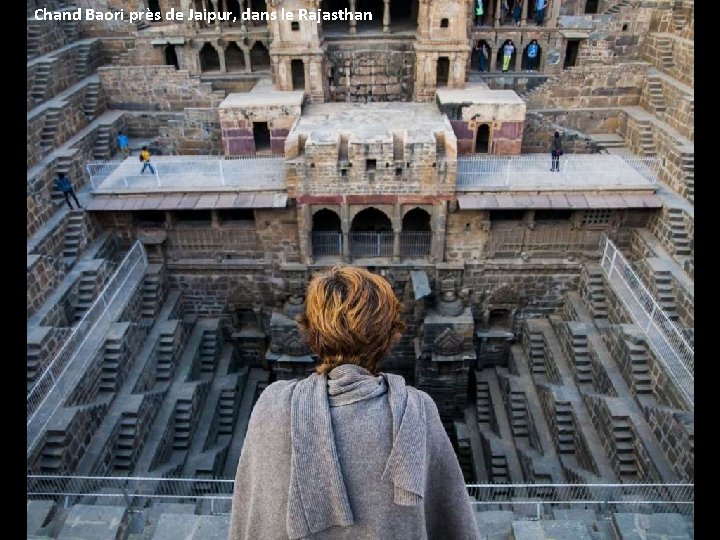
[349, 0, 357, 34]
[521, 0, 528, 26]
[495, 0, 502, 27]
[383, 0, 390, 33]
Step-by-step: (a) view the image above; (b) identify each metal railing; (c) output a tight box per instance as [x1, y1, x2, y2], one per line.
[349, 231, 393, 258]
[87, 155, 286, 193]
[599, 235, 694, 407]
[27, 476, 693, 517]
[27, 242, 149, 456]
[400, 231, 432, 257]
[311, 231, 343, 257]
[457, 154, 659, 190]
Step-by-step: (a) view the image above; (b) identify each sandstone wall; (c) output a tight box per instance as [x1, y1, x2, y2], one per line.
[98, 66, 225, 111]
[159, 108, 223, 155]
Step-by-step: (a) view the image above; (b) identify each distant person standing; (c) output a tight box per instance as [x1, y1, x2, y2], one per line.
[501, 0, 510, 23]
[535, 0, 546, 25]
[527, 39, 539, 70]
[55, 172, 82, 210]
[502, 40, 515, 72]
[475, 0, 484, 26]
[551, 131, 563, 172]
[476, 41, 489, 72]
[512, 1, 522, 26]
[139, 146, 156, 175]
[117, 131, 130, 155]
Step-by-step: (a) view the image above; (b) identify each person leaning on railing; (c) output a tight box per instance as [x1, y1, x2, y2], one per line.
[228, 266, 479, 540]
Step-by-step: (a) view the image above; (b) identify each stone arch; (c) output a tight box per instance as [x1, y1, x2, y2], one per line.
[225, 41, 245, 71]
[351, 207, 392, 232]
[401, 207, 432, 231]
[312, 208, 342, 231]
[199, 42, 221, 72]
[496, 39, 518, 72]
[250, 41, 271, 72]
[164, 44, 179, 69]
[521, 41, 542, 70]
[488, 284, 519, 305]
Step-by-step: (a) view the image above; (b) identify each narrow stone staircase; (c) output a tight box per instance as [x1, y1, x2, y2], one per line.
[626, 339, 653, 395]
[656, 37, 674, 70]
[666, 208, 691, 257]
[569, 328, 592, 385]
[638, 121, 657, 157]
[155, 331, 177, 382]
[60, 18, 79, 41]
[73, 271, 97, 321]
[489, 450, 509, 483]
[84, 81, 101, 121]
[173, 398, 193, 450]
[27, 342, 43, 389]
[27, 23, 42, 61]
[555, 401, 575, 454]
[30, 62, 52, 104]
[611, 417, 638, 480]
[113, 414, 137, 471]
[200, 328, 219, 374]
[673, 11, 689, 32]
[476, 378, 491, 425]
[586, 266, 609, 319]
[62, 211, 85, 264]
[680, 151, 694, 203]
[653, 268, 679, 321]
[218, 388, 238, 436]
[509, 391, 528, 439]
[93, 125, 113, 160]
[100, 335, 123, 392]
[74, 43, 92, 80]
[646, 75, 666, 116]
[38, 432, 65, 473]
[40, 108, 61, 154]
[523, 326, 547, 377]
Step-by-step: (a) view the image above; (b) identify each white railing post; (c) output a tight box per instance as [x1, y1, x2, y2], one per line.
[219, 159, 226, 186]
[154, 164, 161, 187]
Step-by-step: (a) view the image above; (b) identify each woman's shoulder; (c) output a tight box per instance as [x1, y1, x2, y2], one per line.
[251, 379, 299, 419]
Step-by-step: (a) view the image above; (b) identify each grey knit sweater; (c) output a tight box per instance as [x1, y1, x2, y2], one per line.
[228, 364, 479, 540]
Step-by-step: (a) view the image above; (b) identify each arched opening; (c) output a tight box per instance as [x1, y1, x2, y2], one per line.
[164, 44, 179, 69]
[225, 42, 245, 71]
[390, 0, 419, 31]
[199, 43, 220, 72]
[401, 208, 431, 257]
[475, 124, 490, 153]
[522, 41, 542, 71]
[471, 40, 491, 72]
[227, 0, 241, 24]
[436, 57, 450, 87]
[311, 209, 343, 257]
[320, 0, 348, 32]
[497, 40, 517, 72]
[247, 0, 268, 26]
[585, 0, 599, 14]
[148, 0, 161, 16]
[291, 59, 305, 91]
[350, 207, 393, 257]
[488, 309, 511, 329]
[355, 0, 384, 31]
[250, 42, 271, 72]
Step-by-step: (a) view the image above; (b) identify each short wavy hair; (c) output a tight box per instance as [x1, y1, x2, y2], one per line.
[298, 266, 405, 376]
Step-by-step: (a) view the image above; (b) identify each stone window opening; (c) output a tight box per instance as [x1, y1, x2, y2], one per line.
[291, 21, 300, 31]
[218, 209, 255, 224]
[350, 208, 393, 258]
[338, 133, 350, 162]
[534, 210, 572, 222]
[133, 210, 166, 227]
[366, 159, 377, 171]
[475, 124, 491, 153]
[440, 18, 449, 28]
[312, 209, 343, 257]
[401, 207, 431, 257]
[199, 43, 220, 72]
[585, 0, 599, 14]
[436, 57, 450, 87]
[164, 44, 179, 70]
[174, 210, 212, 224]
[249, 42, 271, 72]
[291, 59, 305, 91]
[582, 209, 612, 225]
[225, 42, 245, 72]
[564, 39, 581, 69]
[356, 0, 384, 30]
[148, 0, 161, 17]
[521, 42, 542, 71]
[390, 0, 419, 31]
[488, 309, 511, 329]
[490, 210, 525, 222]
[471, 40, 492, 72]
[496, 40, 518, 72]
[622, 23, 628, 31]
[253, 122, 271, 153]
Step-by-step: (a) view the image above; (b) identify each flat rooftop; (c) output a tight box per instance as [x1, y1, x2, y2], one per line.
[290, 102, 453, 144]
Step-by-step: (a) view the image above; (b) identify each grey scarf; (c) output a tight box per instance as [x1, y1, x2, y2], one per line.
[287, 364, 427, 539]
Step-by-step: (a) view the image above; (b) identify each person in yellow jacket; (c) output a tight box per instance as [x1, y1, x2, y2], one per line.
[140, 146, 156, 174]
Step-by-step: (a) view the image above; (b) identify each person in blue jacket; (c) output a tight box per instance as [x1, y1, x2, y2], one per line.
[55, 172, 82, 210]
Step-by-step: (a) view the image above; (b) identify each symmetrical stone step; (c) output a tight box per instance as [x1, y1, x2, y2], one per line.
[30, 63, 52, 103]
[646, 76, 666, 116]
[605, 0, 631, 14]
[218, 388, 237, 436]
[626, 341, 653, 395]
[74, 44, 92, 79]
[680, 152, 694, 203]
[490, 451, 509, 483]
[666, 208, 691, 256]
[522, 326, 546, 376]
[653, 269, 679, 321]
[200, 328, 219, 373]
[100, 337, 123, 393]
[555, 401, 575, 454]
[638, 122, 657, 157]
[174, 399, 193, 450]
[156, 332, 176, 382]
[656, 38, 674, 70]
[611, 417, 638, 480]
[73, 273, 97, 321]
[40, 108, 61, 153]
[84, 81, 101, 121]
[509, 391, 528, 439]
[93, 124, 112, 160]
[113, 415, 137, 471]
[476, 379, 491, 424]
[586, 267, 608, 319]
[27, 23, 43, 61]
[63, 211, 85, 262]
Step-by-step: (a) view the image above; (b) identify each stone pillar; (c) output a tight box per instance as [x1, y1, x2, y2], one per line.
[341, 205, 351, 260]
[431, 203, 446, 262]
[495, 0, 502, 27]
[392, 203, 401, 261]
[383, 0, 391, 33]
[521, 0, 528, 26]
[243, 48, 252, 73]
[550, 0, 561, 28]
[417, 0, 430, 39]
[489, 46, 498, 71]
[217, 45, 226, 71]
[349, 0, 357, 34]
